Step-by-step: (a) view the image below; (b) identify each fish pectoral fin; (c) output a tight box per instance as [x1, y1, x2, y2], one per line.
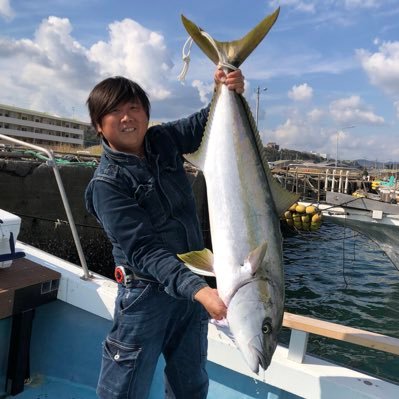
[177, 248, 215, 277]
[243, 242, 268, 275]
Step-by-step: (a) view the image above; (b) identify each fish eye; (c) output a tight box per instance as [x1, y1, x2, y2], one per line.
[262, 320, 272, 335]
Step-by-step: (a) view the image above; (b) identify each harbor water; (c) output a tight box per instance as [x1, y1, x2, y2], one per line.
[282, 220, 399, 384]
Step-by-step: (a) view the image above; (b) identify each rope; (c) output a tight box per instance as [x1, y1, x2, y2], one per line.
[177, 37, 194, 82]
[23, 150, 97, 167]
[198, 30, 238, 72]
[10, 211, 104, 230]
[177, 29, 238, 83]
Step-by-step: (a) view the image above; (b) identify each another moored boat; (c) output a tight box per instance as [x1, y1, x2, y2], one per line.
[300, 191, 399, 270]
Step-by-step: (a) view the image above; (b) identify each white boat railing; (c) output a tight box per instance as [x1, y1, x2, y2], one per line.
[0, 134, 91, 279]
[208, 309, 399, 398]
[283, 311, 399, 363]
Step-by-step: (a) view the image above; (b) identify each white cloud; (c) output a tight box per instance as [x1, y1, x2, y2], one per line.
[343, 0, 381, 9]
[0, 16, 176, 120]
[329, 95, 384, 124]
[394, 101, 399, 119]
[0, 17, 93, 118]
[269, 0, 315, 13]
[0, 0, 14, 20]
[357, 41, 399, 96]
[269, 0, 384, 14]
[88, 19, 174, 101]
[191, 80, 213, 105]
[262, 97, 390, 160]
[307, 108, 324, 122]
[266, 113, 373, 161]
[288, 83, 313, 101]
[272, 118, 303, 146]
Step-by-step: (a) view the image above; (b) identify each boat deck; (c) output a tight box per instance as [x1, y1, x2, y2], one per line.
[13, 377, 97, 399]
[13, 371, 293, 399]
[2, 243, 399, 399]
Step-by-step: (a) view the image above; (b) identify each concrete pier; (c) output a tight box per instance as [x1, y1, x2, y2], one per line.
[0, 159, 210, 278]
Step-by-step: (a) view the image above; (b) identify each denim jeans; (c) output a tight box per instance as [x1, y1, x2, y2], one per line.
[97, 281, 209, 399]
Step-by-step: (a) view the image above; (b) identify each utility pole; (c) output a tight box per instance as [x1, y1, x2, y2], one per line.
[335, 125, 355, 168]
[255, 86, 267, 128]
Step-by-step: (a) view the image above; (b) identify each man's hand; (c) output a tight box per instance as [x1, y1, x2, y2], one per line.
[194, 286, 227, 320]
[214, 68, 245, 94]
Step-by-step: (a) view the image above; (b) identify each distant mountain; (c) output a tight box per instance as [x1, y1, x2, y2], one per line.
[263, 147, 398, 170]
[355, 159, 399, 170]
[264, 147, 325, 163]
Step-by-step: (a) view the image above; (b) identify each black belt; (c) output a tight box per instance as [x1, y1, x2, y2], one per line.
[114, 266, 158, 287]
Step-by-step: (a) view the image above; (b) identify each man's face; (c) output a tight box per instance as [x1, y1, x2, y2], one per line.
[97, 100, 149, 155]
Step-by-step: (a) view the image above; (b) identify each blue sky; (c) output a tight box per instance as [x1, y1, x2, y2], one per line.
[1, 0, 399, 162]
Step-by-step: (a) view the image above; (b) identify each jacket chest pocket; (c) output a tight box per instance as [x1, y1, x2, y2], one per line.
[159, 154, 194, 210]
[162, 169, 194, 208]
[133, 180, 167, 227]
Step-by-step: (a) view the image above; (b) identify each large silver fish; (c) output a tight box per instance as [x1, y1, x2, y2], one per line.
[178, 8, 299, 373]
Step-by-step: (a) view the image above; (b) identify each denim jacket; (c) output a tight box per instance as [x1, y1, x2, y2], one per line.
[85, 106, 210, 300]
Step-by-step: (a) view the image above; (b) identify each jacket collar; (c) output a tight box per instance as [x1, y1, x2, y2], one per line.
[101, 136, 154, 164]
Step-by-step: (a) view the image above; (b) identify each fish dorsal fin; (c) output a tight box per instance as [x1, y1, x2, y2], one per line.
[238, 95, 300, 216]
[181, 8, 280, 68]
[177, 248, 215, 277]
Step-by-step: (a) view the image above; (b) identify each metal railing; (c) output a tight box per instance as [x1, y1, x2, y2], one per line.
[0, 134, 91, 279]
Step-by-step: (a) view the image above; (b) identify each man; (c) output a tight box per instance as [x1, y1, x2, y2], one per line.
[85, 68, 244, 398]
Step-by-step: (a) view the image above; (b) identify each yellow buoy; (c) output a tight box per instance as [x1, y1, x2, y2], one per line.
[295, 204, 306, 214]
[312, 213, 322, 223]
[284, 211, 292, 219]
[305, 205, 316, 215]
[286, 218, 294, 226]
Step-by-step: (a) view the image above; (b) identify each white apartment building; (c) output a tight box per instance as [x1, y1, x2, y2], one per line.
[0, 104, 91, 148]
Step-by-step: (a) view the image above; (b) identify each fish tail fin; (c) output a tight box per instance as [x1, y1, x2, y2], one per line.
[181, 8, 280, 69]
[177, 248, 215, 277]
[181, 8, 298, 214]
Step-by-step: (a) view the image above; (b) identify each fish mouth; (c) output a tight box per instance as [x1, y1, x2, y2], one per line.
[253, 346, 271, 371]
[247, 335, 272, 372]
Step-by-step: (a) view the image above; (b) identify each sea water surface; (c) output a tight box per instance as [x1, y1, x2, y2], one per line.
[282, 220, 399, 384]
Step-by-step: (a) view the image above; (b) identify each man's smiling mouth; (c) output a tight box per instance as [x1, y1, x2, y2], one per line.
[122, 127, 137, 133]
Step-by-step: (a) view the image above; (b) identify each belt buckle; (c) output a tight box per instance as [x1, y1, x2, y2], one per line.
[114, 266, 132, 286]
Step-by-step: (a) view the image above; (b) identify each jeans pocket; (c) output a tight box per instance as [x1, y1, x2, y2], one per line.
[97, 338, 141, 398]
[119, 283, 152, 315]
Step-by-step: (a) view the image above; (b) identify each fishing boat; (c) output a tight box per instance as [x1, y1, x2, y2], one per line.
[300, 191, 399, 270]
[1, 135, 399, 398]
